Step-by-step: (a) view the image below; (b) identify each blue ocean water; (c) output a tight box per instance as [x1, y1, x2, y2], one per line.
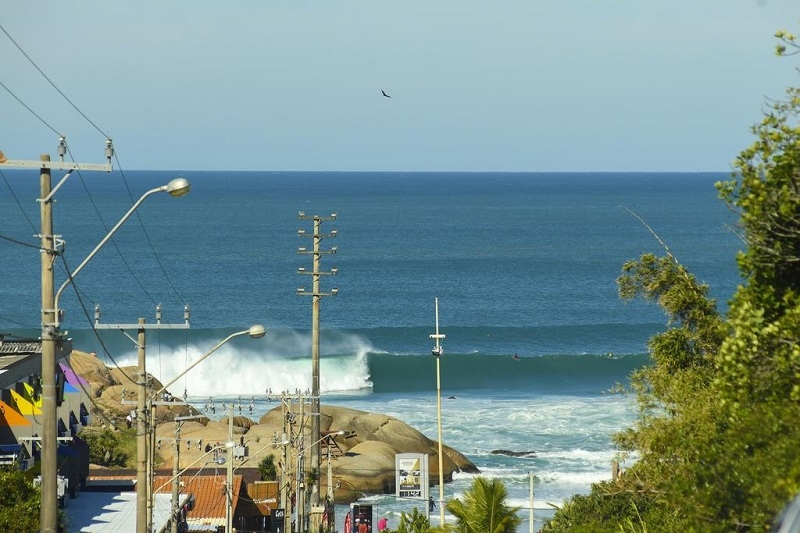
[0, 170, 742, 530]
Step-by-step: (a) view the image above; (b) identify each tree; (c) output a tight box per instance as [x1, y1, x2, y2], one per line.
[0, 467, 41, 532]
[445, 477, 521, 533]
[258, 454, 277, 481]
[395, 507, 432, 533]
[545, 30, 800, 532]
[714, 78, 800, 404]
[82, 427, 129, 467]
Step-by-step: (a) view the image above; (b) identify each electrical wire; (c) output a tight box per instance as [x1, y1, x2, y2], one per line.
[113, 152, 188, 307]
[0, 23, 107, 139]
[1, 23, 195, 426]
[0, 167, 39, 237]
[58, 254, 138, 386]
[60, 147, 159, 306]
[0, 231, 41, 251]
[2, 23, 190, 315]
[0, 79, 63, 137]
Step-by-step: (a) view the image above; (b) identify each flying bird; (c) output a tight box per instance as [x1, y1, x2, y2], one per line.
[382, 90, 391, 98]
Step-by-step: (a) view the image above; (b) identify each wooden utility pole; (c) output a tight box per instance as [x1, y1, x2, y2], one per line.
[95, 307, 190, 533]
[1, 141, 112, 533]
[39, 155, 58, 533]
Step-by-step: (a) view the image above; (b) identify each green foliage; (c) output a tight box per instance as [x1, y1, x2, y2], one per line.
[715, 78, 800, 404]
[306, 467, 318, 492]
[0, 467, 41, 532]
[542, 480, 678, 533]
[258, 454, 278, 481]
[395, 506, 432, 533]
[774, 29, 799, 56]
[82, 427, 130, 467]
[546, 30, 800, 532]
[445, 477, 521, 533]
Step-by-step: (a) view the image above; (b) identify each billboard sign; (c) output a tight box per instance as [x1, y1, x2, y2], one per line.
[395, 453, 429, 500]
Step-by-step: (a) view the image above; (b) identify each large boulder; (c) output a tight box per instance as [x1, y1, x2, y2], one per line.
[293, 405, 478, 488]
[70, 351, 478, 499]
[71, 350, 197, 423]
[158, 405, 478, 501]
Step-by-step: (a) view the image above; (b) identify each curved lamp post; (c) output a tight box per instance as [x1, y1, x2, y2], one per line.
[40, 176, 190, 532]
[141, 325, 266, 533]
[154, 324, 266, 398]
[54, 177, 191, 326]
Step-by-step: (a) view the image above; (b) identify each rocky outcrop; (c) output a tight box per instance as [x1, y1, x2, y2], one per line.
[71, 350, 198, 424]
[70, 350, 478, 501]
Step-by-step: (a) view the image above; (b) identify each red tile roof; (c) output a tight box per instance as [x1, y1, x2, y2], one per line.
[153, 473, 244, 523]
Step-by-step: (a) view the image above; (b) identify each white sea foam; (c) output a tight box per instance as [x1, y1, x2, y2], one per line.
[118, 330, 375, 396]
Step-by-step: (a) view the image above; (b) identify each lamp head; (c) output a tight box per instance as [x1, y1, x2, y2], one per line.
[248, 325, 266, 339]
[166, 177, 191, 197]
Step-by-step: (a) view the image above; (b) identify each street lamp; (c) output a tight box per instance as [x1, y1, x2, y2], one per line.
[142, 325, 266, 533]
[154, 324, 266, 397]
[429, 297, 446, 527]
[39, 175, 190, 532]
[54, 177, 191, 326]
[226, 405, 298, 533]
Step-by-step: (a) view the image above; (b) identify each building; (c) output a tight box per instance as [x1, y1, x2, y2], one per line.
[152, 470, 268, 532]
[0, 335, 91, 499]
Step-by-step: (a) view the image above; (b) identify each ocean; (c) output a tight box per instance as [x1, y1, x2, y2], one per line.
[0, 170, 742, 530]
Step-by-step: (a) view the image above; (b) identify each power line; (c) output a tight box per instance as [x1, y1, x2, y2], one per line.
[0, 80, 62, 137]
[0, 22, 107, 138]
[0, 231, 42, 251]
[1, 22, 189, 310]
[58, 253, 138, 386]
[113, 152, 188, 307]
[0, 168, 38, 233]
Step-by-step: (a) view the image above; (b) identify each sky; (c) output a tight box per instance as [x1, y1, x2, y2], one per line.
[2, 1, 799, 172]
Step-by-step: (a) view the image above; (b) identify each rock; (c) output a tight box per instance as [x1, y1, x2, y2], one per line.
[490, 449, 537, 458]
[152, 404, 478, 500]
[70, 351, 479, 500]
[71, 350, 197, 423]
[260, 404, 478, 499]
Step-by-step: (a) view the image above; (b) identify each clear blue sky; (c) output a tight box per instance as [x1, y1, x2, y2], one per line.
[2, 1, 798, 172]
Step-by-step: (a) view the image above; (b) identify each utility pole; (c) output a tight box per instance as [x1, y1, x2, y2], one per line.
[1, 139, 112, 533]
[296, 212, 338, 515]
[226, 403, 234, 533]
[281, 391, 314, 533]
[95, 305, 190, 533]
[430, 297, 446, 528]
[281, 395, 294, 533]
[163, 414, 204, 533]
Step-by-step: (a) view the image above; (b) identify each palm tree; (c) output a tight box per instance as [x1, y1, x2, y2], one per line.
[446, 477, 522, 533]
[396, 506, 432, 533]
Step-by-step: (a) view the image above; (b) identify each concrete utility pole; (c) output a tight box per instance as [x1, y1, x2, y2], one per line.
[1, 140, 112, 533]
[226, 403, 234, 533]
[95, 307, 190, 533]
[280, 395, 294, 533]
[296, 212, 338, 516]
[281, 391, 315, 533]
